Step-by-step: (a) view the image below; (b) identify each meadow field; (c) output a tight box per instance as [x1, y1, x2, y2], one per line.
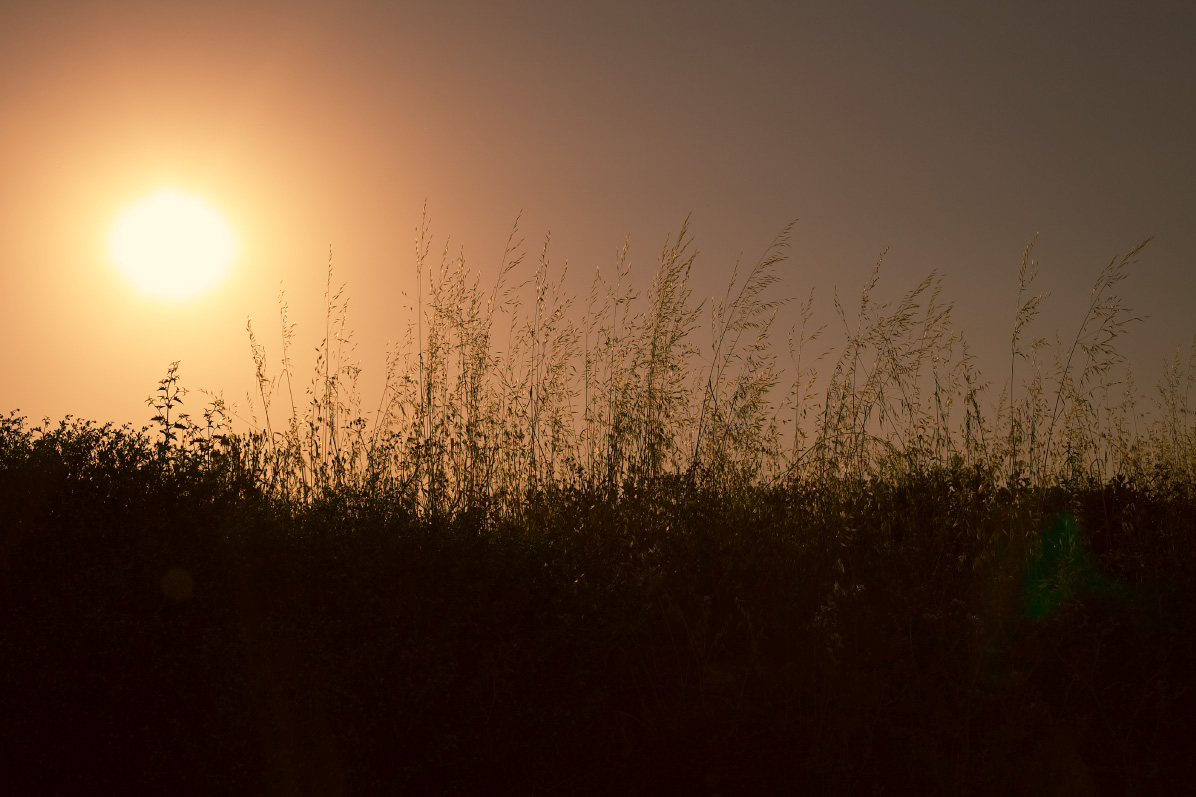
[2, 218, 1194, 793]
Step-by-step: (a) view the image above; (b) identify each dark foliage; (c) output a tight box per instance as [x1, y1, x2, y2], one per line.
[2, 414, 1194, 794]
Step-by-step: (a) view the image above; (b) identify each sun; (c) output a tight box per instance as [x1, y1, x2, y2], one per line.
[108, 188, 237, 300]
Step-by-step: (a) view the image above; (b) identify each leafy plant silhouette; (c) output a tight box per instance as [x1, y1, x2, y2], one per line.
[147, 360, 188, 454]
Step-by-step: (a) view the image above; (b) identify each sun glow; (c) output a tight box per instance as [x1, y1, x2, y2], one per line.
[108, 189, 237, 300]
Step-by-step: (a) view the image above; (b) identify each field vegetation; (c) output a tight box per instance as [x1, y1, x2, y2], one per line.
[2, 213, 1194, 793]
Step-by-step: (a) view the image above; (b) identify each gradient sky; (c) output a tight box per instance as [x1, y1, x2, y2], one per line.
[2, 0, 1193, 430]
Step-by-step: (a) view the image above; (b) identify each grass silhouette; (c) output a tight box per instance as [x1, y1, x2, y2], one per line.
[1, 215, 1194, 793]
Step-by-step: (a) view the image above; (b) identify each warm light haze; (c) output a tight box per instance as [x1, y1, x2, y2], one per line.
[0, 0, 1194, 431]
[108, 188, 237, 300]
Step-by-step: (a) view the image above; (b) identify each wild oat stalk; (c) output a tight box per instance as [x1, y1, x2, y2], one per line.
[694, 220, 794, 487]
[818, 254, 952, 479]
[1151, 334, 1196, 485]
[782, 287, 827, 475]
[631, 217, 703, 485]
[1042, 239, 1150, 482]
[1006, 235, 1047, 485]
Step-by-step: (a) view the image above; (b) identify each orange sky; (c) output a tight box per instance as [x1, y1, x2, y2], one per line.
[2, 0, 1194, 429]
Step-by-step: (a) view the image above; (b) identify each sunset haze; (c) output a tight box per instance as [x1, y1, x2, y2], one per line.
[2, 0, 1193, 429]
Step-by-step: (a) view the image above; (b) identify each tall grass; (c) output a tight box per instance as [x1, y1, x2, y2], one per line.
[220, 214, 1186, 516]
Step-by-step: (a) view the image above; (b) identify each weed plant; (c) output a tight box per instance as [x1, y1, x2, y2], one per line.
[1, 214, 1194, 793]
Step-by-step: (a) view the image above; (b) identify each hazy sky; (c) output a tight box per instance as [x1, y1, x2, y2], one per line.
[2, 0, 1193, 429]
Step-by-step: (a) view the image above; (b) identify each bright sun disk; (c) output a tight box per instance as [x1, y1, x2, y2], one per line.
[108, 189, 237, 300]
